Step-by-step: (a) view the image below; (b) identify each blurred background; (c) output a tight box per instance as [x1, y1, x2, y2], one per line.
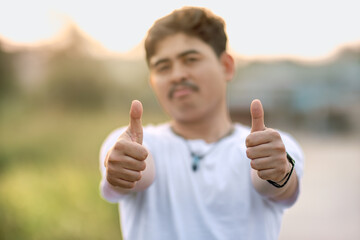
[0, 0, 359, 239]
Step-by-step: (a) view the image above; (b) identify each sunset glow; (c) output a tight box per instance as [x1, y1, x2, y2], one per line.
[0, 0, 359, 59]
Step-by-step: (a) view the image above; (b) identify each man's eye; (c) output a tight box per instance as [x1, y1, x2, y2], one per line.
[157, 64, 170, 72]
[185, 57, 198, 63]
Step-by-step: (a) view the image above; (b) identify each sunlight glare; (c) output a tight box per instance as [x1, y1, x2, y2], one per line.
[0, 0, 359, 59]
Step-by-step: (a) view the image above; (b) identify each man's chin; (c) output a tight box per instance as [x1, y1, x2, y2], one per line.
[171, 112, 204, 125]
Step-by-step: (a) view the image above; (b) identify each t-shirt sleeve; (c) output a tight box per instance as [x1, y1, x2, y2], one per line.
[276, 131, 305, 207]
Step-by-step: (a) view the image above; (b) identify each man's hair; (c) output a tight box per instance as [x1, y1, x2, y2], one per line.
[145, 7, 227, 63]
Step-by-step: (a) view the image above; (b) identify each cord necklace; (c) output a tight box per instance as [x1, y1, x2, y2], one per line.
[171, 126, 235, 171]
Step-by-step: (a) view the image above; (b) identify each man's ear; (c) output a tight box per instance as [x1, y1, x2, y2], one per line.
[220, 52, 235, 82]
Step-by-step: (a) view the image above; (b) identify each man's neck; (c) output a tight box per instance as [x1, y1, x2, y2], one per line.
[170, 114, 233, 143]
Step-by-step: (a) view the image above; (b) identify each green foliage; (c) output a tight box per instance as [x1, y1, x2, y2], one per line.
[45, 55, 113, 111]
[0, 42, 18, 101]
[0, 98, 168, 239]
[0, 107, 116, 239]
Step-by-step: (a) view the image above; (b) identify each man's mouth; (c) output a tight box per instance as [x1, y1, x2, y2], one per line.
[172, 88, 193, 98]
[168, 81, 199, 99]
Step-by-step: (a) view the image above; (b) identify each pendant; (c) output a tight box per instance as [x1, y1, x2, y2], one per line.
[191, 154, 202, 171]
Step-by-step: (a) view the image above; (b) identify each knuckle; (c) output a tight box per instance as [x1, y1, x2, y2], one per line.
[113, 142, 121, 151]
[121, 170, 138, 182]
[114, 139, 126, 151]
[250, 160, 256, 169]
[123, 181, 135, 189]
[257, 171, 266, 180]
[246, 148, 251, 158]
[107, 170, 119, 180]
[138, 161, 146, 171]
[134, 172, 142, 181]
[104, 151, 111, 167]
[107, 152, 117, 163]
[107, 176, 117, 186]
[144, 149, 149, 159]
[268, 128, 277, 134]
[272, 130, 281, 139]
[246, 148, 254, 159]
[139, 148, 148, 161]
[106, 166, 115, 175]
[274, 143, 285, 152]
[245, 136, 252, 147]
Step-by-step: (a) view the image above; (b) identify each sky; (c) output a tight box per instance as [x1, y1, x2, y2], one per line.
[0, 0, 359, 60]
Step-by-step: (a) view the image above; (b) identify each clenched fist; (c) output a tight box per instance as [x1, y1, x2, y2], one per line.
[245, 99, 291, 184]
[105, 100, 149, 189]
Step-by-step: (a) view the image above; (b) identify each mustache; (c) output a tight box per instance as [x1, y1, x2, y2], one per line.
[168, 81, 200, 99]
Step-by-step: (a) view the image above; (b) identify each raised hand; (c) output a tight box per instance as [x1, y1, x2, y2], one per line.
[245, 99, 290, 184]
[105, 100, 149, 189]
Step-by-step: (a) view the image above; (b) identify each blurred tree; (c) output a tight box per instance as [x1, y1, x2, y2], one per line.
[45, 56, 111, 110]
[42, 24, 162, 113]
[43, 26, 117, 111]
[0, 41, 18, 102]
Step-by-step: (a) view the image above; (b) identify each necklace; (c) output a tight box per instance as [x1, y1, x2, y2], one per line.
[171, 126, 235, 171]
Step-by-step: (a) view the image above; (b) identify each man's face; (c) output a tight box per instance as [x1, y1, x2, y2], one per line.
[149, 33, 234, 124]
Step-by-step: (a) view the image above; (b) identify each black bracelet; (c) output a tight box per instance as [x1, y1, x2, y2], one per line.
[267, 153, 295, 188]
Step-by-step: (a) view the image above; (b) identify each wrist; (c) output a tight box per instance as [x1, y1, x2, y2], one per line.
[267, 153, 295, 188]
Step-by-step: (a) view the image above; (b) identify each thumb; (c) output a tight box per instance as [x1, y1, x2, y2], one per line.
[128, 100, 143, 144]
[250, 99, 265, 132]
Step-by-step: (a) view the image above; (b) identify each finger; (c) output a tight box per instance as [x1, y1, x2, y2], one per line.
[258, 168, 287, 183]
[122, 158, 146, 172]
[107, 166, 142, 183]
[250, 157, 276, 171]
[128, 100, 143, 144]
[113, 139, 148, 161]
[246, 145, 272, 160]
[104, 151, 110, 167]
[257, 169, 277, 181]
[116, 168, 143, 182]
[107, 176, 136, 189]
[250, 99, 265, 133]
[109, 154, 147, 172]
[245, 130, 273, 147]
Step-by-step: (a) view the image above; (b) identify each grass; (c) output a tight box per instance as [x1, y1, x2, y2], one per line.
[0, 102, 168, 240]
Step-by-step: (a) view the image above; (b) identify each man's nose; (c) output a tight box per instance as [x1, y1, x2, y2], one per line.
[169, 62, 188, 84]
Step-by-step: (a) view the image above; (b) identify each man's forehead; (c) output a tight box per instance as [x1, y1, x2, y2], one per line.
[149, 33, 207, 62]
[150, 49, 201, 66]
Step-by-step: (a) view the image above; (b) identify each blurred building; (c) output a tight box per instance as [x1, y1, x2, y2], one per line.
[1, 26, 359, 134]
[228, 45, 360, 134]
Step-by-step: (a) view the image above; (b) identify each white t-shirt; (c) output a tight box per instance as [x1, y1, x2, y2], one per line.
[99, 123, 304, 240]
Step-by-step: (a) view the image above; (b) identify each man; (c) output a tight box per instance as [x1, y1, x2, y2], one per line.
[99, 6, 304, 240]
